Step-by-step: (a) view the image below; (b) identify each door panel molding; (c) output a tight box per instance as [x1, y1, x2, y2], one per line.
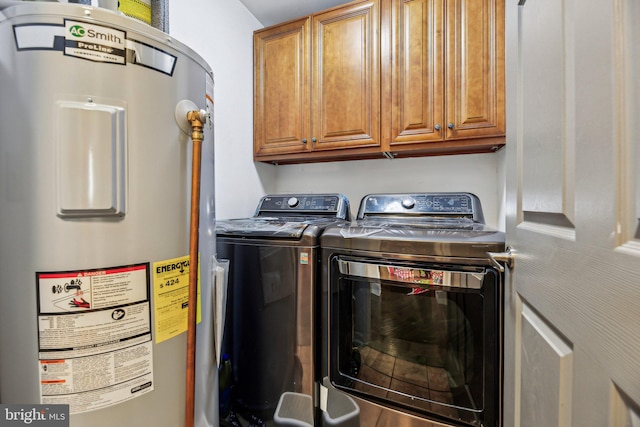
[517, 218, 576, 241]
[522, 211, 574, 229]
[610, 384, 640, 427]
[517, 0, 575, 231]
[614, 0, 640, 252]
[519, 301, 573, 427]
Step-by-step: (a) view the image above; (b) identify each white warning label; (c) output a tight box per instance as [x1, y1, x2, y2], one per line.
[36, 263, 153, 414]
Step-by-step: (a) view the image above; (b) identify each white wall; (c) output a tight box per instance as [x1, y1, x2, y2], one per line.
[170, 2, 505, 229]
[271, 152, 504, 229]
[169, 0, 275, 220]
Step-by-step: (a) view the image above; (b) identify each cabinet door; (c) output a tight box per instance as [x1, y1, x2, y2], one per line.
[311, 0, 380, 151]
[445, 0, 505, 140]
[254, 18, 310, 158]
[387, 0, 444, 146]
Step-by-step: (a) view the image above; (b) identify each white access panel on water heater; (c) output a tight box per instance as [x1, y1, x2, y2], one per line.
[0, 2, 217, 427]
[56, 99, 127, 217]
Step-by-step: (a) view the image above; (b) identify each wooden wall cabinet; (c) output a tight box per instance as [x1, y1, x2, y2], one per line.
[254, 17, 310, 158]
[254, 0, 505, 164]
[382, 0, 505, 157]
[254, 0, 380, 163]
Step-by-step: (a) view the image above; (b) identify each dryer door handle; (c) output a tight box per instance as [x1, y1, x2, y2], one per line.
[336, 258, 485, 289]
[487, 247, 515, 272]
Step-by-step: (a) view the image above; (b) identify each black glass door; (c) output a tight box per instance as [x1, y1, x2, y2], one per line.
[329, 257, 501, 426]
[218, 242, 299, 419]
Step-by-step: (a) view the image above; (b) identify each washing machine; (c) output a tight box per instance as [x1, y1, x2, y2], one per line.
[216, 194, 351, 425]
[320, 193, 505, 427]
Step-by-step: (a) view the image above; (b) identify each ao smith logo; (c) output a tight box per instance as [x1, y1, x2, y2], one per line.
[68, 24, 86, 37]
[68, 24, 123, 45]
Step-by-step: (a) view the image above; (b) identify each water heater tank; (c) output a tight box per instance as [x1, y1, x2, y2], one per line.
[0, 3, 216, 426]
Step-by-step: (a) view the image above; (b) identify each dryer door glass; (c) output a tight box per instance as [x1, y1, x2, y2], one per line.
[329, 257, 500, 426]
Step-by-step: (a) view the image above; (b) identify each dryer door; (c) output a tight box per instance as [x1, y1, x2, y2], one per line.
[328, 256, 501, 427]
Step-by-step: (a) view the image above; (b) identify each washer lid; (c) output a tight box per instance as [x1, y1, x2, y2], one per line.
[216, 217, 309, 238]
[216, 193, 352, 239]
[216, 217, 346, 239]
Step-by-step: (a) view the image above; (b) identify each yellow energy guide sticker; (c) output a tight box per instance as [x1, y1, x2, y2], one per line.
[152, 255, 201, 344]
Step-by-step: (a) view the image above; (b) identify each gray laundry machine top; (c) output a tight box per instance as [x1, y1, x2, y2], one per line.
[216, 194, 351, 240]
[321, 193, 505, 260]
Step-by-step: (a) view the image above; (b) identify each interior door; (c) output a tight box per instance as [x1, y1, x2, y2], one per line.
[504, 1, 640, 427]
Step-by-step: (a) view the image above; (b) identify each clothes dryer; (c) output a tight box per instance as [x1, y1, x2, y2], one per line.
[320, 193, 505, 427]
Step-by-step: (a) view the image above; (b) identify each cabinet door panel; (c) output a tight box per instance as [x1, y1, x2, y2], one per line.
[254, 18, 310, 157]
[446, 0, 505, 139]
[388, 0, 444, 146]
[312, 0, 380, 150]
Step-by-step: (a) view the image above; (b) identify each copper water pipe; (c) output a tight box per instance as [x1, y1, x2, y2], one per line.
[185, 110, 205, 427]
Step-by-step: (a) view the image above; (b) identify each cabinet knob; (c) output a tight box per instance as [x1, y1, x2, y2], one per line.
[434, 124, 441, 131]
[302, 138, 307, 144]
[312, 137, 317, 143]
[448, 123, 454, 129]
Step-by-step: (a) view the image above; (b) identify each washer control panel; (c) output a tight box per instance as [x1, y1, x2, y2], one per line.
[256, 194, 350, 219]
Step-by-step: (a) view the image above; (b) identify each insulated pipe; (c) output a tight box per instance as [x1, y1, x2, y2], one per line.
[179, 105, 208, 427]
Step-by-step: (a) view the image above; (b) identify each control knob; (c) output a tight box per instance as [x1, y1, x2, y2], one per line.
[287, 197, 299, 208]
[401, 197, 416, 209]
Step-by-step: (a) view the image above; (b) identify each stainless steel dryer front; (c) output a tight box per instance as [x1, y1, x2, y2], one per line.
[216, 194, 351, 426]
[320, 193, 505, 427]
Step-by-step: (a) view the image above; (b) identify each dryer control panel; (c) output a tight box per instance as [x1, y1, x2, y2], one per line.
[357, 192, 484, 223]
